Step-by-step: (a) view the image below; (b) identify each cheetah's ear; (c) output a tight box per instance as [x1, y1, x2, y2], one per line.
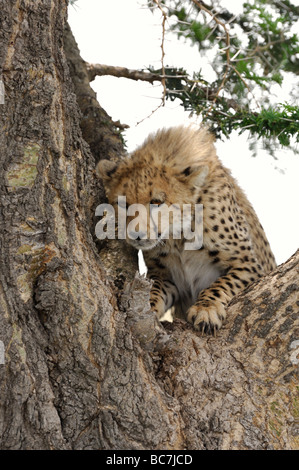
[178, 165, 209, 189]
[96, 159, 118, 182]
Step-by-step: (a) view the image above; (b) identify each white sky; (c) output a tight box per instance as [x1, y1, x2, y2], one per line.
[68, 0, 299, 265]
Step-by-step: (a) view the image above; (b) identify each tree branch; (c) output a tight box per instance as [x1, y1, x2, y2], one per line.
[85, 62, 241, 114]
[86, 63, 163, 84]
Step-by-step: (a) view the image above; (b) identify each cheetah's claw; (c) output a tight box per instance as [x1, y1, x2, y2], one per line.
[187, 302, 226, 336]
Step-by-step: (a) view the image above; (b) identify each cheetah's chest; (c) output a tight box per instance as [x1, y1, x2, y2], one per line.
[167, 248, 223, 309]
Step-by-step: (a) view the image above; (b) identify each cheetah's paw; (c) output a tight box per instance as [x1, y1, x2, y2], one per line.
[186, 302, 226, 335]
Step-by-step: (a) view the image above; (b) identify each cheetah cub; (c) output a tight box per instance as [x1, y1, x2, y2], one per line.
[97, 126, 276, 334]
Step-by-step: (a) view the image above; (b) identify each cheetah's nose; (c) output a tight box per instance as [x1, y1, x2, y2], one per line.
[129, 231, 147, 241]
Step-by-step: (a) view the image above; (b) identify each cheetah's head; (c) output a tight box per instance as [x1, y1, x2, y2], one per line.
[96, 126, 213, 251]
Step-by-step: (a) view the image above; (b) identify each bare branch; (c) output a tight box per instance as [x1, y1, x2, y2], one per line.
[86, 63, 189, 84]
[86, 63, 162, 83]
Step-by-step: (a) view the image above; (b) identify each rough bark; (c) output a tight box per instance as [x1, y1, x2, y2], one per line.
[157, 250, 299, 450]
[0, 0, 298, 451]
[63, 22, 138, 284]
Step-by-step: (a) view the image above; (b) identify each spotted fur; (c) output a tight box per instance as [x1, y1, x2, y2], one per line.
[97, 126, 276, 334]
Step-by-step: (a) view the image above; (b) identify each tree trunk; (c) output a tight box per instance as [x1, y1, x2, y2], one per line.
[0, 0, 298, 451]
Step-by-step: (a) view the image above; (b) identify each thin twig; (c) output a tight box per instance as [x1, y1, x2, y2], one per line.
[190, 0, 257, 114]
[136, 100, 165, 126]
[134, 0, 169, 126]
[190, 0, 231, 112]
[233, 66, 252, 95]
[153, 0, 167, 105]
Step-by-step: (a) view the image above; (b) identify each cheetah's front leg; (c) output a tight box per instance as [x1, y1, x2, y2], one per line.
[187, 266, 259, 334]
[148, 273, 179, 319]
